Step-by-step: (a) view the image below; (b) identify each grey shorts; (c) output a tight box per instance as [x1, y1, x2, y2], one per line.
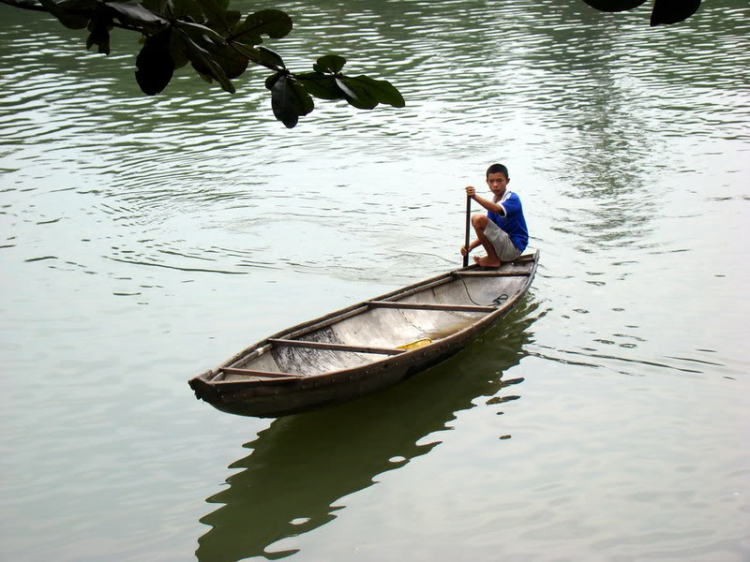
[484, 220, 522, 262]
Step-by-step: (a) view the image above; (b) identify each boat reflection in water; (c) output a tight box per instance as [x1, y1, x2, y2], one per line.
[195, 301, 539, 561]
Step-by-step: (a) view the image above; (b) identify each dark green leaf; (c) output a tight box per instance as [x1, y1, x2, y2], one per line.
[178, 19, 225, 42]
[38, 0, 92, 29]
[343, 75, 405, 108]
[141, 0, 165, 14]
[195, 0, 226, 22]
[296, 72, 345, 100]
[178, 21, 247, 77]
[103, 2, 168, 33]
[650, 0, 701, 25]
[167, 27, 189, 68]
[580, 0, 648, 12]
[176, 20, 245, 78]
[57, 0, 98, 13]
[205, 41, 247, 78]
[175, 23, 235, 93]
[270, 73, 314, 128]
[313, 54, 346, 74]
[194, 0, 229, 12]
[86, 18, 110, 55]
[195, 0, 236, 34]
[162, 0, 203, 21]
[265, 71, 281, 91]
[206, 10, 241, 35]
[233, 43, 285, 70]
[135, 30, 175, 95]
[141, 0, 173, 16]
[257, 45, 284, 69]
[335, 76, 378, 109]
[230, 9, 293, 45]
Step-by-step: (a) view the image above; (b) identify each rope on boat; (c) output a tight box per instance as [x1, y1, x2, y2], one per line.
[457, 273, 508, 308]
[493, 294, 509, 306]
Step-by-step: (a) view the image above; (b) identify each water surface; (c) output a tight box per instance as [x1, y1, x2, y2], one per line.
[1, 0, 749, 560]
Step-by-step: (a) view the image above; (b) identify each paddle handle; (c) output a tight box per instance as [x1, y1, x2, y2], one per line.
[463, 195, 471, 268]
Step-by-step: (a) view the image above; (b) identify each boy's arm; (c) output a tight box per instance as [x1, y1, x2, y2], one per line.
[461, 237, 481, 255]
[466, 186, 503, 214]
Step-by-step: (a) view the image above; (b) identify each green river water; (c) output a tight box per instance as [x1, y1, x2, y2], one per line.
[1, 1, 749, 560]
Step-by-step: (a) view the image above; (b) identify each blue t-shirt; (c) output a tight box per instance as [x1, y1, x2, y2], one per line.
[487, 191, 529, 252]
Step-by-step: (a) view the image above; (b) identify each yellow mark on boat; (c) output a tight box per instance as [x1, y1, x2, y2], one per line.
[397, 338, 433, 351]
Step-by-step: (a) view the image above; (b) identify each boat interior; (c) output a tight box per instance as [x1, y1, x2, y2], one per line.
[216, 260, 534, 381]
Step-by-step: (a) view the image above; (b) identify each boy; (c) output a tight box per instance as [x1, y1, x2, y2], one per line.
[461, 163, 529, 268]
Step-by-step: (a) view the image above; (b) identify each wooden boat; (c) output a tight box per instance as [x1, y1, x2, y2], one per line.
[189, 250, 539, 418]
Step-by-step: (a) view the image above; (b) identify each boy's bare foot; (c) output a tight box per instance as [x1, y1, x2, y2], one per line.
[473, 255, 501, 268]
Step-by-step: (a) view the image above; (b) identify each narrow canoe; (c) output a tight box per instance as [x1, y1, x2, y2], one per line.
[189, 250, 540, 418]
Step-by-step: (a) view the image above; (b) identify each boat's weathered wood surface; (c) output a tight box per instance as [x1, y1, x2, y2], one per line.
[267, 338, 405, 355]
[189, 250, 540, 417]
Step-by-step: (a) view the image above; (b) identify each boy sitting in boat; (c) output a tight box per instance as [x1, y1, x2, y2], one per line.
[461, 163, 529, 268]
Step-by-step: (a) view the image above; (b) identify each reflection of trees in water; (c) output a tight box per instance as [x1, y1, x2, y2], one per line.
[513, 1, 747, 254]
[513, 2, 661, 251]
[292, 0, 670, 251]
[195, 301, 539, 562]
[273, 0, 671, 252]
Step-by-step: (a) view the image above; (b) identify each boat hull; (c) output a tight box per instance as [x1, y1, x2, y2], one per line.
[189, 251, 539, 417]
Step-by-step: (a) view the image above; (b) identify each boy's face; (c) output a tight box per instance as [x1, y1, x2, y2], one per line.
[486, 172, 509, 197]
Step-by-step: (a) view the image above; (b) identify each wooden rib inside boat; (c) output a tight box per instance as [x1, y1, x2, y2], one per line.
[189, 250, 539, 417]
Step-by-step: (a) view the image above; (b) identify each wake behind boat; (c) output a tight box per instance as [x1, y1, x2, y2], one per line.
[189, 250, 539, 417]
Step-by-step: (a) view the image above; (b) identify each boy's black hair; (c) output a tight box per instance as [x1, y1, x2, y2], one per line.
[486, 163, 509, 178]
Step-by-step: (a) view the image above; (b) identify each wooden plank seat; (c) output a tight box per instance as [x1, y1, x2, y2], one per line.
[454, 271, 531, 277]
[219, 367, 300, 379]
[367, 301, 496, 313]
[267, 338, 405, 356]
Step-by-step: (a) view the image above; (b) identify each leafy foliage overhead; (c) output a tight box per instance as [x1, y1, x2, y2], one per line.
[581, 0, 701, 26]
[3, 0, 705, 128]
[6, 0, 405, 128]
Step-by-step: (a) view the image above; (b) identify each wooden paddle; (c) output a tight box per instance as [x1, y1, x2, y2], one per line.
[463, 194, 471, 267]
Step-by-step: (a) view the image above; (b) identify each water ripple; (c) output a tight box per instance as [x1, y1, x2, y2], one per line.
[1, 2, 750, 560]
